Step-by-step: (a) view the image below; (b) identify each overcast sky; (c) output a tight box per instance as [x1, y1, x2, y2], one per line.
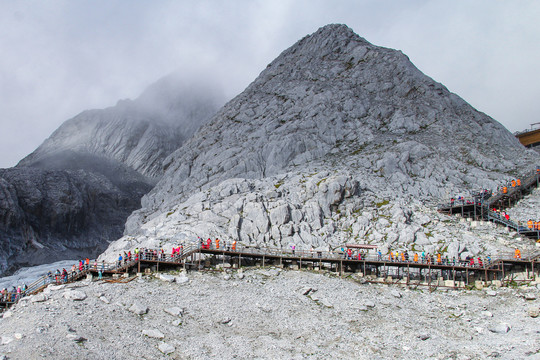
[0, 1, 539, 168]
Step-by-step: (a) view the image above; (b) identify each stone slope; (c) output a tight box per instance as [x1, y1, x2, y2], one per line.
[0, 75, 223, 275]
[106, 24, 536, 261]
[0, 271, 538, 359]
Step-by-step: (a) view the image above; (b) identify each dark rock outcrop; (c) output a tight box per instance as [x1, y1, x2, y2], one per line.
[0, 74, 224, 275]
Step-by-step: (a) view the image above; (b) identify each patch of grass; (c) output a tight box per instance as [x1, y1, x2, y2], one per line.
[375, 199, 390, 208]
[351, 144, 367, 155]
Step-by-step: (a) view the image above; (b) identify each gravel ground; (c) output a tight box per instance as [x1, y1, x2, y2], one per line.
[0, 268, 539, 360]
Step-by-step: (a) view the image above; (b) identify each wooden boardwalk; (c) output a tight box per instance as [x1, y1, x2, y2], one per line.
[3, 244, 538, 312]
[439, 169, 540, 240]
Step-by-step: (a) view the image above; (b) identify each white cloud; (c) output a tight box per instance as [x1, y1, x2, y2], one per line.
[0, 0, 538, 167]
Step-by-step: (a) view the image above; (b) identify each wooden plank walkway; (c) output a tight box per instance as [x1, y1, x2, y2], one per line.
[2, 244, 539, 311]
[439, 169, 540, 240]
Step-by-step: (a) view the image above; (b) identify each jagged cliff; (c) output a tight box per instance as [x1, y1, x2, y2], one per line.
[0, 74, 224, 275]
[102, 24, 537, 261]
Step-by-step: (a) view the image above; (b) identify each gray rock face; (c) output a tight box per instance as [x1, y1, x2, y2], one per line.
[0, 75, 223, 275]
[111, 24, 536, 257]
[0, 165, 151, 275]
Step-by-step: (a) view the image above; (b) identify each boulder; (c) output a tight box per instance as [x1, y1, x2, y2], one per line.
[527, 306, 539, 318]
[0, 336, 13, 345]
[63, 290, 87, 301]
[142, 329, 165, 339]
[129, 302, 148, 315]
[488, 323, 511, 334]
[300, 287, 313, 296]
[158, 342, 175, 354]
[31, 294, 48, 303]
[319, 298, 333, 308]
[363, 300, 376, 308]
[480, 311, 493, 318]
[175, 276, 189, 284]
[66, 334, 86, 342]
[159, 274, 176, 282]
[164, 307, 183, 317]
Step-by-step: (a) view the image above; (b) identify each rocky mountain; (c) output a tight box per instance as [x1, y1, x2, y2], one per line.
[0, 74, 224, 275]
[18, 73, 223, 179]
[102, 24, 537, 261]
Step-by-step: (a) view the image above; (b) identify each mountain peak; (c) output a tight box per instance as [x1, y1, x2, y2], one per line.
[308, 23, 364, 42]
[104, 24, 536, 266]
[130, 24, 530, 221]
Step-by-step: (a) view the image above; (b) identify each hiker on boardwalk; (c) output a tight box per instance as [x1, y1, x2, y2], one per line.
[98, 260, 104, 280]
[514, 248, 521, 260]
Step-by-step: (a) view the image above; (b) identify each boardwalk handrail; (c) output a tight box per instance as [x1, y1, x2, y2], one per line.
[2, 243, 538, 311]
